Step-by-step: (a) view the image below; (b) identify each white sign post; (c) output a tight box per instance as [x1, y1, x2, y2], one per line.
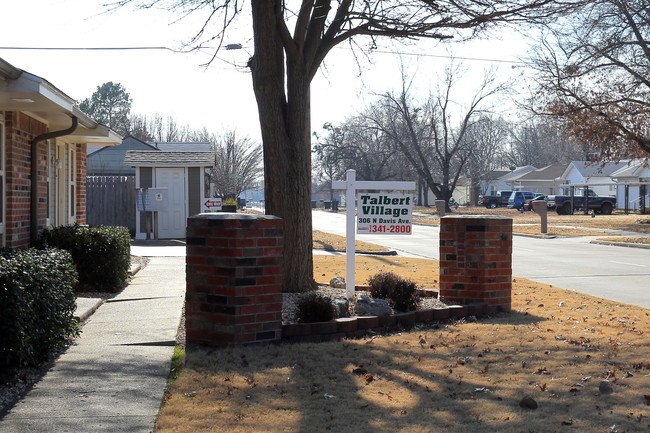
[332, 169, 416, 299]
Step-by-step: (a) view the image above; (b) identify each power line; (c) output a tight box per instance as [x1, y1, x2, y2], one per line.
[352, 48, 529, 66]
[0, 45, 529, 65]
[0, 46, 189, 52]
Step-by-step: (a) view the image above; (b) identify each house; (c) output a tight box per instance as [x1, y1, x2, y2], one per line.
[610, 159, 650, 211]
[0, 57, 121, 249]
[560, 161, 627, 196]
[124, 150, 214, 239]
[87, 135, 157, 176]
[482, 166, 537, 196]
[509, 164, 570, 194]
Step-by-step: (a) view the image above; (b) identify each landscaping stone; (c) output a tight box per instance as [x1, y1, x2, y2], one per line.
[330, 276, 346, 289]
[356, 295, 392, 316]
[327, 297, 350, 318]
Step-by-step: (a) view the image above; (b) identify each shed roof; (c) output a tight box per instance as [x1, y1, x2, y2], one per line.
[124, 150, 214, 167]
[150, 142, 212, 152]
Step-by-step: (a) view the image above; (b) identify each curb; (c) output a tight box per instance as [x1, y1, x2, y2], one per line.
[318, 249, 398, 256]
[513, 232, 558, 239]
[128, 263, 143, 276]
[74, 298, 104, 322]
[590, 240, 650, 250]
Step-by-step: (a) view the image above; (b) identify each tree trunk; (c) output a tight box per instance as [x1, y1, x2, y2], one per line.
[251, 2, 316, 292]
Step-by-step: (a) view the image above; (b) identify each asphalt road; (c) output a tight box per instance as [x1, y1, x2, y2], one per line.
[312, 210, 650, 309]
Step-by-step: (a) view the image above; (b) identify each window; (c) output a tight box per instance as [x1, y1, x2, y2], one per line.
[69, 146, 76, 221]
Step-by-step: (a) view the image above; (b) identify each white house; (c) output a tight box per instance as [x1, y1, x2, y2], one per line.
[560, 161, 627, 196]
[484, 166, 536, 195]
[610, 159, 650, 211]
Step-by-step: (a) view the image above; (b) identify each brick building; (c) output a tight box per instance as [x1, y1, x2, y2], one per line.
[0, 57, 121, 249]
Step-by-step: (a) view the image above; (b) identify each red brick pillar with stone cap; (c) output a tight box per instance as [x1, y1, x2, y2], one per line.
[439, 215, 512, 313]
[185, 213, 283, 345]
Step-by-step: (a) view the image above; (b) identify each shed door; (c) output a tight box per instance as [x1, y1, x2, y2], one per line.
[155, 168, 186, 238]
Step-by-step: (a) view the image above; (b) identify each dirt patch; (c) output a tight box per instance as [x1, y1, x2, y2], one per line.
[156, 253, 650, 433]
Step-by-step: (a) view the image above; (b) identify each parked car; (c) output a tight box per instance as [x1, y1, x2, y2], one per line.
[548, 189, 617, 215]
[522, 194, 550, 211]
[507, 191, 535, 209]
[479, 190, 513, 208]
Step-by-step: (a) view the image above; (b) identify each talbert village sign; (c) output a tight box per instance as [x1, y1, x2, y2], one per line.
[333, 169, 416, 299]
[357, 193, 414, 234]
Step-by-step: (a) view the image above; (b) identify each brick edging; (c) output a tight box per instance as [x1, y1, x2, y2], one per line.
[281, 302, 488, 343]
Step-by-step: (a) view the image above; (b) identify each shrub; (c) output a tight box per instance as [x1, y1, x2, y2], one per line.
[36, 224, 131, 292]
[367, 271, 420, 312]
[295, 292, 336, 323]
[223, 197, 238, 206]
[0, 248, 79, 380]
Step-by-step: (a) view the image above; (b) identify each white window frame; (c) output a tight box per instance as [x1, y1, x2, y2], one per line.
[69, 145, 76, 223]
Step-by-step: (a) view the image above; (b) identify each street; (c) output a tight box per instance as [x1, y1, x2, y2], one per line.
[312, 210, 650, 309]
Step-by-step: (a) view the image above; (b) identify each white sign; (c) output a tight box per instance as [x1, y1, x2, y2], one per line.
[332, 169, 416, 299]
[202, 197, 223, 212]
[357, 193, 413, 235]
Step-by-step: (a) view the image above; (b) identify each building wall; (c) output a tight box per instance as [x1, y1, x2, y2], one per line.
[4, 112, 47, 249]
[3, 111, 88, 249]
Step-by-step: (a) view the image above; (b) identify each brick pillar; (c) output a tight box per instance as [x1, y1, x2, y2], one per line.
[185, 213, 283, 345]
[439, 215, 512, 313]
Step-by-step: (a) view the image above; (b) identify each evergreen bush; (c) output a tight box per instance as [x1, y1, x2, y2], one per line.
[0, 248, 79, 379]
[36, 224, 131, 292]
[295, 292, 336, 323]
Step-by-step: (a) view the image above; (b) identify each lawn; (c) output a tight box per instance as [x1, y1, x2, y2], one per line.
[155, 231, 650, 432]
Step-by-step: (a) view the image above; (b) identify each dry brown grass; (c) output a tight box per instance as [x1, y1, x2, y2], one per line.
[313, 230, 389, 253]
[597, 237, 650, 245]
[156, 249, 650, 432]
[415, 207, 650, 234]
[314, 254, 440, 288]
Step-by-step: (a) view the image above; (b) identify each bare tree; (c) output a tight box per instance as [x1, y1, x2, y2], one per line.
[502, 118, 587, 166]
[314, 118, 400, 181]
[462, 116, 510, 204]
[529, 0, 650, 160]
[112, 0, 579, 292]
[208, 131, 263, 199]
[365, 66, 507, 210]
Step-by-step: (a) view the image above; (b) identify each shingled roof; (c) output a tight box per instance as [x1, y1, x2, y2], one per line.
[124, 150, 214, 167]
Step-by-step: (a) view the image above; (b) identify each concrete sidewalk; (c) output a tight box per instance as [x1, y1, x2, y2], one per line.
[0, 256, 186, 433]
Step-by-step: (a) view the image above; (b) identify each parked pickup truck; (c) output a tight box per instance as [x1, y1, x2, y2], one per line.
[479, 190, 512, 208]
[548, 189, 617, 215]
